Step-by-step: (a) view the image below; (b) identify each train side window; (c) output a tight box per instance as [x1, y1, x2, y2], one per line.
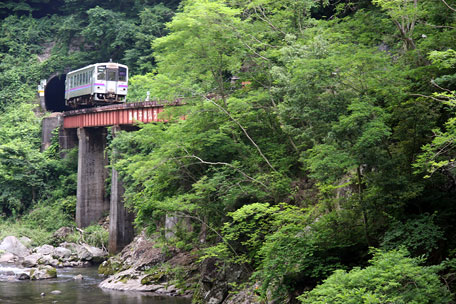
[83, 72, 87, 84]
[97, 66, 106, 80]
[89, 71, 92, 83]
[119, 67, 127, 82]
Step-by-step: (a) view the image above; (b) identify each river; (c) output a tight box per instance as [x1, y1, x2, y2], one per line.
[0, 264, 191, 304]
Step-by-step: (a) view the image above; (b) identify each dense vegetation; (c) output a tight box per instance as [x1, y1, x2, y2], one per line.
[1, 0, 456, 302]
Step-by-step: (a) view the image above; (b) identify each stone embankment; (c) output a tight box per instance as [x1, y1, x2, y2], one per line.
[0, 235, 107, 281]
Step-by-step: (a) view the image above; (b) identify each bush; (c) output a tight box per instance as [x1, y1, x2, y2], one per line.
[65, 224, 109, 249]
[298, 249, 451, 304]
[21, 198, 75, 232]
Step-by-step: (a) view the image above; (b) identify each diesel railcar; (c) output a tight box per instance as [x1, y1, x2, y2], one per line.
[65, 62, 128, 108]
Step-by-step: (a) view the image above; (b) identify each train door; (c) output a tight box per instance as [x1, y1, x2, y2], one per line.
[106, 69, 117, 93]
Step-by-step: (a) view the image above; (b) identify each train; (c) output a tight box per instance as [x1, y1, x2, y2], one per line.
[65, 62, 128, 108]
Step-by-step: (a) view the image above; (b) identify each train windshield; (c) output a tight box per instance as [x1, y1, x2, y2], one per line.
[107, 69, 117, 81]
[119, 67, 127, 82]
[97, 66, 106, 80]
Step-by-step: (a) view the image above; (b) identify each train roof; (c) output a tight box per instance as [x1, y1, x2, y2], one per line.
[67, 62, 128, 75]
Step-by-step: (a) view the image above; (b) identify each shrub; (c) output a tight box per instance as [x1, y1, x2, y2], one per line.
[65, 224, 109, 249]
[21, 198, 75, 232]
[297, 249, 451, 304]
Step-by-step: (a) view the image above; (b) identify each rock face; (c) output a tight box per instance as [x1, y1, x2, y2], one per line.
[195, 258, 254, 304]
[0, 236, 31, 258]
[98, 232, 196, 297]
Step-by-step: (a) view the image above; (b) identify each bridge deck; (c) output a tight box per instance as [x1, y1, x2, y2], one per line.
[63, 101, 179, 128]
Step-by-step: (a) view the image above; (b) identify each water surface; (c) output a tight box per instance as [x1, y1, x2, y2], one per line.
[0, 264, 191, 304]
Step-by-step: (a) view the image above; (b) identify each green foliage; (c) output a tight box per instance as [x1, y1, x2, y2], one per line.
[1, 0, 456, 302]
[21, 198, 75, 232]
[381, 213, 445, 258]
[151, 0, 245, 100]
[0, 219, 53, 247]
[0, 103, 45, 215]
[298, 249, 451, 304]
[255, 208, 367, 301]
[65, 225, 109, 248]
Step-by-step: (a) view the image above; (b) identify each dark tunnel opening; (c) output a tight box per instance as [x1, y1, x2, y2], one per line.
[44, 74, 69, 112]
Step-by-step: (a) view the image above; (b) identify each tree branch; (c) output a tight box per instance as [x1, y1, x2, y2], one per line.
[180, 152, 270, 190]
[201, 94, 278, 172]
[441, 0, 456, 12]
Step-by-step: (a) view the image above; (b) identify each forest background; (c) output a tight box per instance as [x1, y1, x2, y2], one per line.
[0, 0, 456, 302]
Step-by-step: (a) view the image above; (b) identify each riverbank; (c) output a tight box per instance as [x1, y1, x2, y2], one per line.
[0, 228, 260, 303]
[98, 232, 260, 304]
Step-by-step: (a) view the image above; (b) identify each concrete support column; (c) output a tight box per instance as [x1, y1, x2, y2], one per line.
[59, 128, 78, 152]
[109, 126, 135, 254]
[76, 127, 109, 228]
[41, 114, 63, 152]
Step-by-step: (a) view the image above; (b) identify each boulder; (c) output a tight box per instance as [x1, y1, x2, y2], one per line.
[99, 268, 166, 292]
[0, 252, 17, 263]
[35, 244, 54, 255]
[16, 272, 30, 280]
[76, 246, 92, 261]
[0, 236, 31, 258]
[29, 265, 57, 280]
[22, 253, 42, 267]
[19, 236, 32, 248]
[59, 242, 93, 261]
[53, 247, 72, 260]
[53, 227, 73, 242]
[73, 274, 84, 280]
[82, 244, 107, 262]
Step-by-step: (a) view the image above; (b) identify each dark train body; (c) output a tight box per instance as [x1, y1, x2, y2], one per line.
[65, 62, 128, 108]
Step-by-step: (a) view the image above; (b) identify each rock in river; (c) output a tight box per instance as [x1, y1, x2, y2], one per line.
[29, 265, 57, 280]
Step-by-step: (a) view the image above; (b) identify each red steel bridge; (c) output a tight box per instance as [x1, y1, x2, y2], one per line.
[63, 100, 180, 128]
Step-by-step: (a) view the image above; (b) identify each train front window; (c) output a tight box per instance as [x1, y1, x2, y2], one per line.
[107, 69, 117, 81]
[97, 66, 106, 80]
[119, 67, 127, 82]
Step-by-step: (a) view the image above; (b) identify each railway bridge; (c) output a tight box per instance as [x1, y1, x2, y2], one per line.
[42, 101, 178, 254]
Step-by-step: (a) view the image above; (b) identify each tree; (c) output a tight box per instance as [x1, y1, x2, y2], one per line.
[152, 0, 245, 103]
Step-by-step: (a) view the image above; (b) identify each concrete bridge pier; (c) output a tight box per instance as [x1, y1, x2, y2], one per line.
[76, 127, 109, 228]
[109, 125, 135, 254]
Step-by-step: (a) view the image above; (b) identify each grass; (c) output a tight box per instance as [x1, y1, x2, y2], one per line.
[0, 219, 54, 247]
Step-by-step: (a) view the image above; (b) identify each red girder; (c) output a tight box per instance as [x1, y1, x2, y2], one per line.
[63, 101, 180, 128]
